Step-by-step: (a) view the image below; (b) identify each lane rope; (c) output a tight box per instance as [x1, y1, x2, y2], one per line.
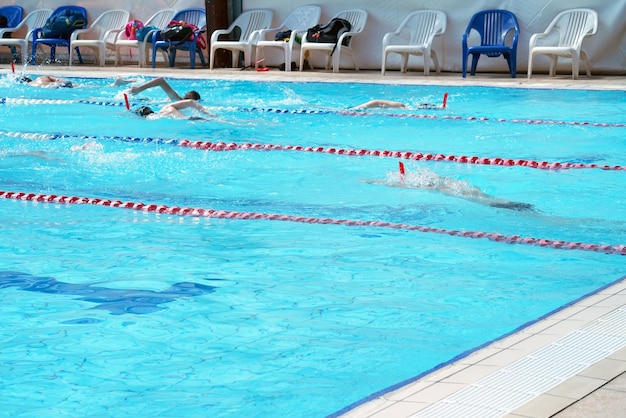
[1, 129, 624, 171]
[0, 97, 124, 107]
[1, 190, 624, 256]
[1, 97, 624, 128]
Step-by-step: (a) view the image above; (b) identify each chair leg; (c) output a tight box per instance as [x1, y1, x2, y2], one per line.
[198, 47, 206, 68]
[231, 51, 238, 68]
[505, 52, 516, 78]
[209, 47, 215, 69]
[285, 47, 292, 72]
[581, 51, 591, 77]
[169, 49, 177, 67]
[527, 52, 534, 79]
[381, 52, 387, 75]
[549, 56, 557, 76]
[352, 50, 359, 72]
[332, 48, 340, 73]
[470, 54, 479, 76]
[401, 54, 408, 73]
[431, 50, 440, 75]
[299, 47, 306, 72]
[571, 54, 579, 80]
[21, 43, 28, 64]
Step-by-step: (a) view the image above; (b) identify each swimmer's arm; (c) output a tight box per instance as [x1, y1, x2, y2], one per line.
[129, 77, 182, 101]
[352, 100, 406, 109]
[171, 99, 216, 117]
[112, 76, 138, 87]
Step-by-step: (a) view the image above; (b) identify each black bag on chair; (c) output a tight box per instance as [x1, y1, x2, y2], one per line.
[160, 25, 193, 44]
[40, 8, 86, 39]
[306, 18, 351, 45]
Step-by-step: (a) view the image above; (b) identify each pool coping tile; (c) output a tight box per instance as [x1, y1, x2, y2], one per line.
[341, 277, 626, 418]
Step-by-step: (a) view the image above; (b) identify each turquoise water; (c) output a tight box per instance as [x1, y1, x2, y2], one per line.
[0, 75, 624, 417]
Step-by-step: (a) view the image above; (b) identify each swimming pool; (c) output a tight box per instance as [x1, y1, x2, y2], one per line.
[0, 75, 624, 417]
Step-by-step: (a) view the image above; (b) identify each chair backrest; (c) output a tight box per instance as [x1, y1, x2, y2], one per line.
[145, 9, 177, 30]
[0, 5, 23, 28]
[50, 5, 87, 23]
[21, 9, 53, 34]
[466, 9, 519, 47]
[89, 9, 130, 42]
[400, 10, 447, 46]
[281, 5, 321, 31]
[549, 8, 598, 47]
[233, 9, 273, 41]
[335, 9, 368, 34]
[172, 8, 206, 30]
[331, 9, 367, 47]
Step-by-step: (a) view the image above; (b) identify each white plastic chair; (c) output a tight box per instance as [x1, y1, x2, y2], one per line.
[254, 5, 321, 72]
[381, 10, 446, 76]
[527, 8, 598, 79]
[210, 9, 273, 69]
[299, 9, 368, 73]
[69, 9, 130, 66]
[114, 9, 176, 67]
[0, 8, 52, 63]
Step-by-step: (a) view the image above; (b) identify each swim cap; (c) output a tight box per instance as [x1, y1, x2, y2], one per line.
[17, 76, 32, 83]
[59, 81, 74, 88]
[136, 106, 155, 117]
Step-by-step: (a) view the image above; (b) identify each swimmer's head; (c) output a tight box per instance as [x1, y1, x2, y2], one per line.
[17, 76, 32, 83]
[136, 106, 155, 117]
[58, 81, 74, 88]
[184, 90, 201, 101]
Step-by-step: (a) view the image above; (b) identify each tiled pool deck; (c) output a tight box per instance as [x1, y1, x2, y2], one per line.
[13, 64, 626, 417]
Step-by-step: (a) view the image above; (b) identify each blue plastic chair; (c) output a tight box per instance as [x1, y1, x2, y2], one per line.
[0, 5, 23, 59]
[0, 5, 23, 28]
[30, 5, 87, 64]
[151, 8, 207, 69]
[462, 9, 519, 78]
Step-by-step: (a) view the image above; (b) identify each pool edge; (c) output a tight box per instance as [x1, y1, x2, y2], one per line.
[338, 275, 626, 418]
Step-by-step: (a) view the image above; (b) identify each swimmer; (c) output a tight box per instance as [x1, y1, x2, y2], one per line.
[135, 99, 214, 120]
[352, 99, 442, 110]
[70, 141, 103, 152]
[18, 75, 74, 88]
[352, 99, 406, 109]
[127, 77, 201, 101]
[366, 167, 535, 211]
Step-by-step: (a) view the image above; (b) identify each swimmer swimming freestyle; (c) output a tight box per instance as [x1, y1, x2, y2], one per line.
[366, 167, 535, 211]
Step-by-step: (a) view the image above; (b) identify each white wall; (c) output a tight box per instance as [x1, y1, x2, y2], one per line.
[242, 0, 626, 74]
[5, 0, 626, 73]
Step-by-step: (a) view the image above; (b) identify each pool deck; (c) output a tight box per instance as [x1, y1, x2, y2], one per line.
[11, 63, 626, 417]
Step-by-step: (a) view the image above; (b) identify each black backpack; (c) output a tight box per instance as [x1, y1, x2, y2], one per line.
[160, 24, 194, 44]
[40, 9, 86, 39]
[306, 18, 352, 49]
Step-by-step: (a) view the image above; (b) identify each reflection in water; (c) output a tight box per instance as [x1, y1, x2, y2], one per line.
[0, 271, 215, 315]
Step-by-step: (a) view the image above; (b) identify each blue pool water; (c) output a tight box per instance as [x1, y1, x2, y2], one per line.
[0, 75, 625, 417]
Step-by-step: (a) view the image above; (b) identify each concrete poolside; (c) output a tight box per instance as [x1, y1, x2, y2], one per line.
[9, 63, 626, 417]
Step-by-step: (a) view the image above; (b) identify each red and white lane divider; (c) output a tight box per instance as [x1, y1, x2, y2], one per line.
[1, 190, 624, 256]
[178, 140, 626, 171]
